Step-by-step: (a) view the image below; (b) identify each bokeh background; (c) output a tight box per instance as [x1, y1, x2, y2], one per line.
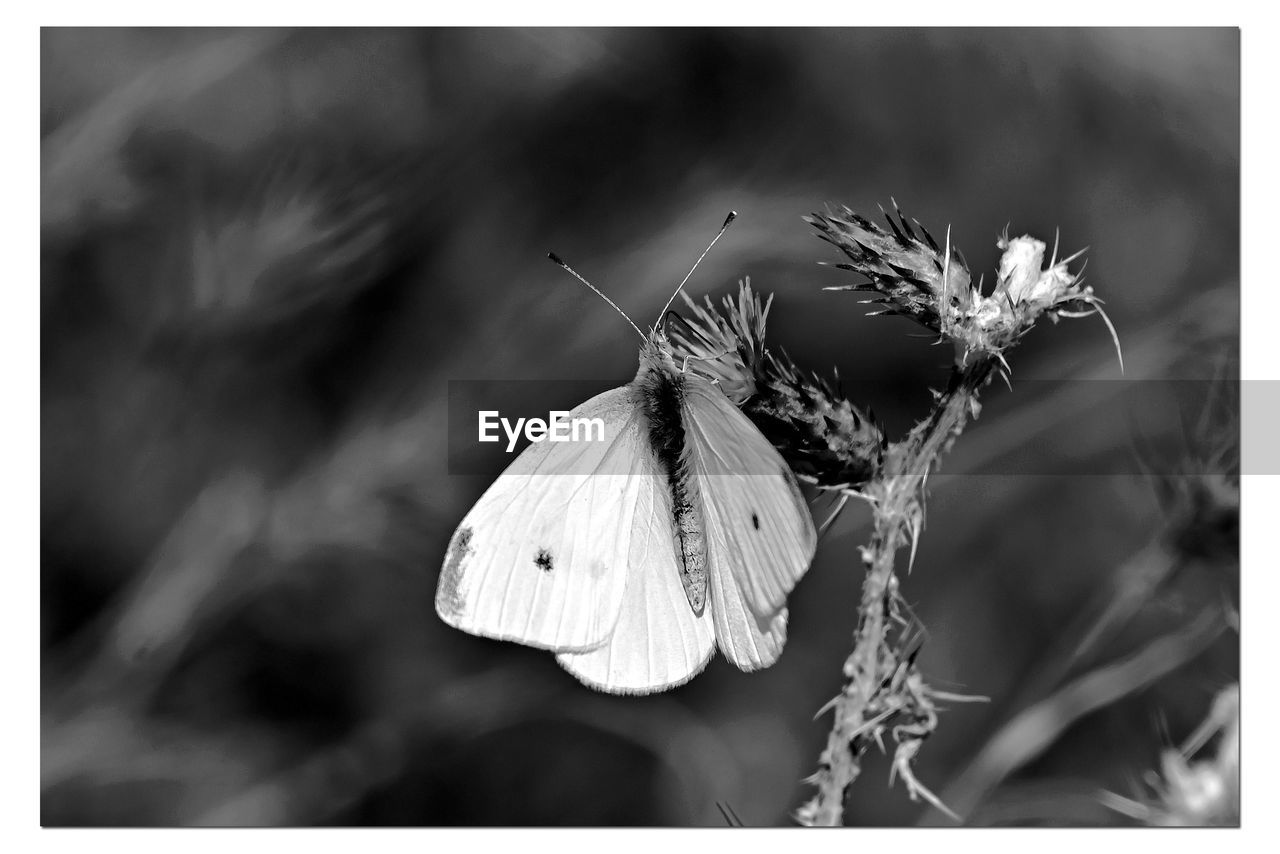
[41, 28, 1239, 826]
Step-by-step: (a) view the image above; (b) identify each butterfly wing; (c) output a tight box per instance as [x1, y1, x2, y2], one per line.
[435, 386, 648, 652]
[707, 551, 789, 670]
[682, 372, 816, 642]
[556, 463, 716, 694]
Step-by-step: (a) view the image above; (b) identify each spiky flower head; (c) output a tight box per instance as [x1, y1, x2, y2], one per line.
[808, 203, 1122, 378]
[1106, 684, 1239, 826]
[667, 279, 885, 492]
[807, 202, 969, 334]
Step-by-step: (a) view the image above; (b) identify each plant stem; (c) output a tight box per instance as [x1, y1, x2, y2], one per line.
[799, 360, 992, 826]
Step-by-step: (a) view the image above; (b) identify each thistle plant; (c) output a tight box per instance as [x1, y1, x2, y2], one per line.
[1105, 683, 1239, 827]
[670, 202, 1119, 826]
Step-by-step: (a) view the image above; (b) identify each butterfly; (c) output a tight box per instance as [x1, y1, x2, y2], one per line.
[435, 212, 817, 694]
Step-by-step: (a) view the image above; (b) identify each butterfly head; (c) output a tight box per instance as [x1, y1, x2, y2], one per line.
[638, 326, 682, 376]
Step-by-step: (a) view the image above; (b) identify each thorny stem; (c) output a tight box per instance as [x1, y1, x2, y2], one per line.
[673, 204, 1109, 826]
[798, 361, 993, 826]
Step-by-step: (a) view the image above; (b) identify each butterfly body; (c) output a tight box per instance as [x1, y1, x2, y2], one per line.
[634, 337, 709, 614]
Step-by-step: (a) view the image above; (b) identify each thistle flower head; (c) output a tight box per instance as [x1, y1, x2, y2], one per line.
[667, 280, 768, 406]
[1105, 684, 1239, 826]
[996, 233, 1072, 308]
[809, 204, 1122, 376]
[667, 278, 885, 492]
[807, 201, 970, 333]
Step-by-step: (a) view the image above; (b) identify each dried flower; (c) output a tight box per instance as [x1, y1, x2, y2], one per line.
[809, 204, 1122, 379]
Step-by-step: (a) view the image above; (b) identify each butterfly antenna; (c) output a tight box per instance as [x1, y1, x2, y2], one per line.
[547, 252, 646, 341]
[653, 210, 738, 333]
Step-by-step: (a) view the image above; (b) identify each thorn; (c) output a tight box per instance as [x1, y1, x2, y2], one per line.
[846, 707, 896, 743]
[893, 751, 961, 823]
[853, 239, 883, 260]
[850, 212, 876, 230]
[880, 203, 910, 247]
[818, 493, 851, 539]
[1091, 298, 1125, 375]
[916, 219, 939, 252]
[907, 514, 922, 574]
[940, 224, 952, 334]
[1060, 246, 1089, 267]
[813, 693, 843, 721]
[927, 690, 991, 704]
[892, 198, 918, 241]
[993, 351, 1013, 390]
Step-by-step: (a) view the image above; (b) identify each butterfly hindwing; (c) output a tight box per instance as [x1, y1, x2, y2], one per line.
[681, 373, 817, 622]
[707, 550, 789, 670]
[556, 463, 716, 694]
[435, 387, 648, 652]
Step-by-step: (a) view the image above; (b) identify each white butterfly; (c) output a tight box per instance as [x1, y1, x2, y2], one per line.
[436, 213, 817, 694]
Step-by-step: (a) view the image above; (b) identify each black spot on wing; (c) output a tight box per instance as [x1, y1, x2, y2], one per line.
[534, 548, 554, 572]
[751, 513, 760, 530]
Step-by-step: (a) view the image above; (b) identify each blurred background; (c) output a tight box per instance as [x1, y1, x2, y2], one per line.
[41, 28, 1239, 826]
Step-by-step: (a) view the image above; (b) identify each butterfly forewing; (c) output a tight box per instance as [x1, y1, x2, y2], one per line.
[436, 387, 647, 652]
